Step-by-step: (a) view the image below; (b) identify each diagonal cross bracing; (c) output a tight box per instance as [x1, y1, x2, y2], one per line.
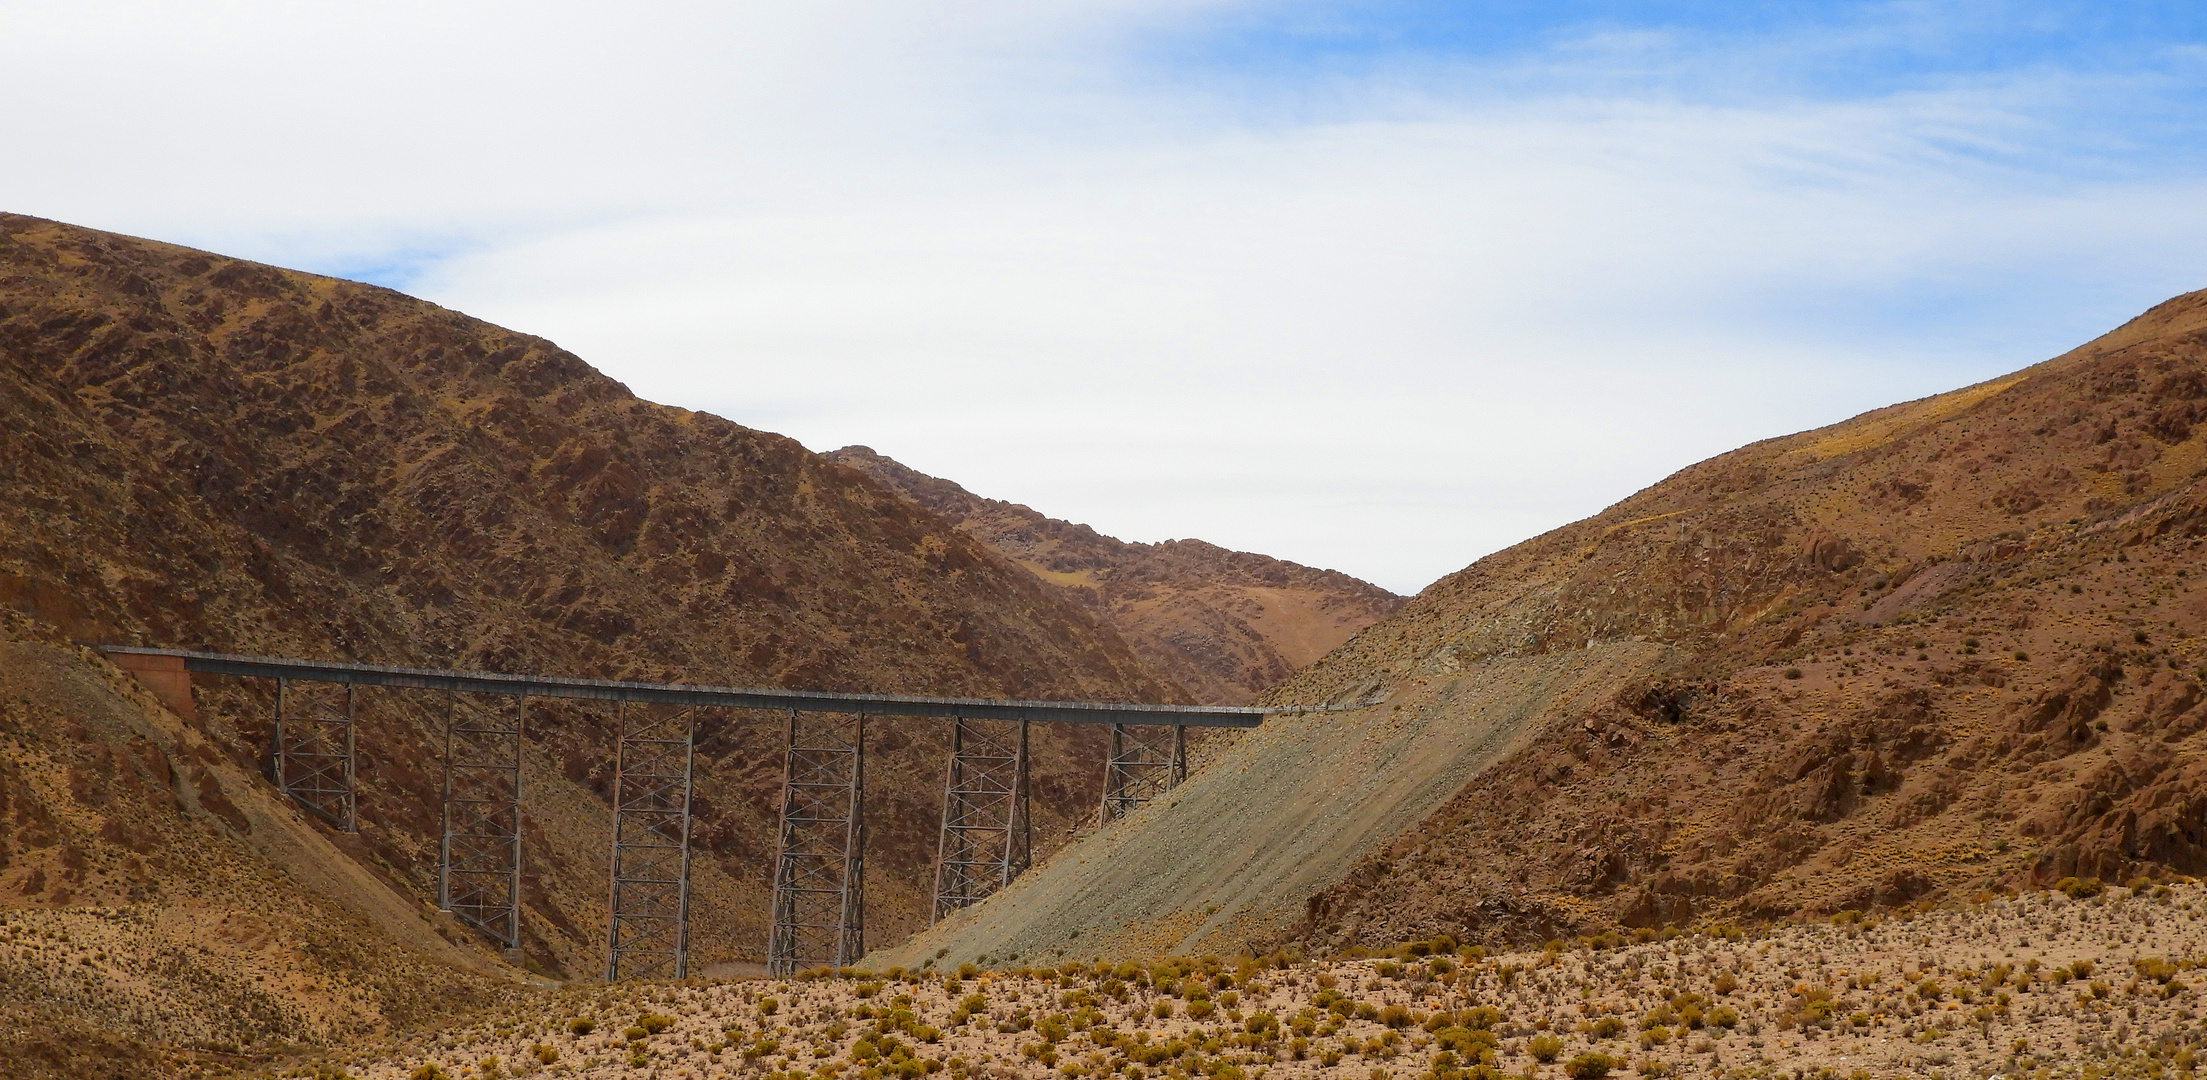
[440, 692, 526, 954]
[273, 679, 355, 830]
[1099, 723, 1186, 825]
[604, 703, 696, 981]
[931, 716, 1029, 922]
[767, 710, 864, 975]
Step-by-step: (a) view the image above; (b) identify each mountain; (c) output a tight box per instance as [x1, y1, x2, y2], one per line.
[0, 211, 1189, 993]
[824, 446, 1403, 705]
[880, 286, 2207, 968]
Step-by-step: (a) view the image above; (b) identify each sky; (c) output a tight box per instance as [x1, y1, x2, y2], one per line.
[6, 2, 2207, 593]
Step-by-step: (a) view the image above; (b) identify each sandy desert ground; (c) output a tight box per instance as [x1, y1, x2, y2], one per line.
[304, 879, 2207, 1080]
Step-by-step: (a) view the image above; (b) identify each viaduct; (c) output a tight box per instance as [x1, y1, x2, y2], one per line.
[97, 646, 1319, 981]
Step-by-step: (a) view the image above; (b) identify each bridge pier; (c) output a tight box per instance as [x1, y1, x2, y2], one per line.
[930, 716, 1030, 923]
[438, 692, 526, 956]
[272, 678, 356, 831]
[767, 710, 865, 975]
[1099, 722, 1186, 825]
[603, 704, 697, 981]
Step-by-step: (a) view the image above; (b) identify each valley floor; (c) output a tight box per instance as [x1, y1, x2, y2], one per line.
[326, 882, 2207, 1080]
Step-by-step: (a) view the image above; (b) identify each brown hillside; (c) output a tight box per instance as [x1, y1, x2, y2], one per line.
[825, 447, 1404, 705]
[0, 212, 1187, 985]
[881, 287, 2207, 968]
[1284, 286, 2207, 948]
[0, 641, 511, 1080]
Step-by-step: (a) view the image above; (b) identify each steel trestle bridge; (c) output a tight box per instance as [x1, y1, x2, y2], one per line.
[100, 645, 1314, 979]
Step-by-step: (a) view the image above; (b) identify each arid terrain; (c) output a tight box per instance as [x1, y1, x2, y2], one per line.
[1280, 286, 2207, 951]
[0, 210, 1194, 980]
[11, 209, 2207, 1080]
[890, 286, 2207, 969]
[0, 213, 1395, 1073]
[825, 448, 1403, 706]
[333, 881, 2205, 1080]
[0, 640, 515, 1079]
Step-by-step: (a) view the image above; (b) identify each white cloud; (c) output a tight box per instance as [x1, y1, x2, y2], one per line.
[6, 2, 2205, 591]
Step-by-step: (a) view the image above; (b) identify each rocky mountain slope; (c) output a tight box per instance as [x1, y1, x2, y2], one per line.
[825, 447, 1403, 705]
[886, 286, 2207, 965]
[0, 212, 1190, 987]
[0, 640, 511, 1080]
[1285, 287, 2207, 949]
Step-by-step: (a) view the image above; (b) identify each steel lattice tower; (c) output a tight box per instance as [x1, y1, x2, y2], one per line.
[766, 710, 864, 975]
[930, 716, 1030, 922]
[439, 693, 526, 958]
[603, 704, 696, 981]
[272, 679, 355, 831]
[1098, 722, 1186, 825]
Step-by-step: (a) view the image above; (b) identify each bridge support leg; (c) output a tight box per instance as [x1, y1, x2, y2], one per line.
[930, 717, 1030, 923]
[271, 679, 356, 831]
[1098, 722, 1186, 825]
[603, 704, 696, 981]
[767, 710, 864, 975]
[438, 692, 527, 958]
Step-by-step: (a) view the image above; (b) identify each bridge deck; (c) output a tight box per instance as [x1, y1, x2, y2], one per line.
[95, 646, 1283, 726]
